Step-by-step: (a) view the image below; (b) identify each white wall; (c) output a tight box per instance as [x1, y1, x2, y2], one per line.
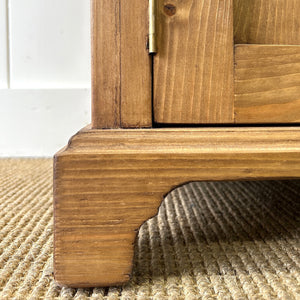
[0, 0, 91, 157]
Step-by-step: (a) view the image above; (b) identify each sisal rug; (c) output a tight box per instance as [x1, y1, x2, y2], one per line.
[0, 159, 299, 300]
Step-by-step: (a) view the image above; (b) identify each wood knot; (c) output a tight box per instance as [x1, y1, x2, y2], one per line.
[164, 4, 176, 16]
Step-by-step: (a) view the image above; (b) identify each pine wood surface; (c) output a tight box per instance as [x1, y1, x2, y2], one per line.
[54, 126, 300, 287]
[91, 0, 120, 128]
[153, 0, 234, 124]
[234, 0, 300, 45]
[120, 0, 152, 128]
[91, 0, 300, 127]
[235, 45, 300, 123]
[91, 0, 152, 129]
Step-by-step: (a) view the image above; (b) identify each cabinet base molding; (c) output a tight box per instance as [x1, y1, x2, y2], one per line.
[54, 126, 300, 287]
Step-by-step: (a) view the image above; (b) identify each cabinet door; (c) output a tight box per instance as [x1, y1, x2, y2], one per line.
[153, 0, 300, 124]
[154, 0, 234, 124]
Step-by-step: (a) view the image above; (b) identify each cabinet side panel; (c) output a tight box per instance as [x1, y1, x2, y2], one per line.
[91, 0, 121, 128]
[120, 1, 152, 128]
[234, 0, 300, 45]
[154, 0, 234, 124]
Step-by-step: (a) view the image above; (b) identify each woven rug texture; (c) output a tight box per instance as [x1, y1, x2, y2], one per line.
[0, 159, 299, 300]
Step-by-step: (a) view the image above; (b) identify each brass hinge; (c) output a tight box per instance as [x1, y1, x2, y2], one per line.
[149, 0, 157, 54]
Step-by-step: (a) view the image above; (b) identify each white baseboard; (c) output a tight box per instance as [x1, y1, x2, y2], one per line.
[0, 89, 91, 157]
[0, 0, 8, 89]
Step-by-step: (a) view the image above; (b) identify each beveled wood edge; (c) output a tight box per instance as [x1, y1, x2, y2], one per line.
[61, 125, 300, 157]
[81, 124, 300, 133]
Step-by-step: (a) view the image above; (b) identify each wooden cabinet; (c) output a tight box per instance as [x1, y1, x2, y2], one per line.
[54, 0, 300, 287]
[92, 0, 300, 126]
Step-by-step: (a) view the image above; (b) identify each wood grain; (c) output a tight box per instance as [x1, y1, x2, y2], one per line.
[54, 126, 300, 287]
[120, 1, 152, 128]
[154, 0, 234, 124]
[234, 0, 300, 45]
[235, 45, 300, 123]
[91, 0, 152, 129]
[91, 0, 120, 128]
